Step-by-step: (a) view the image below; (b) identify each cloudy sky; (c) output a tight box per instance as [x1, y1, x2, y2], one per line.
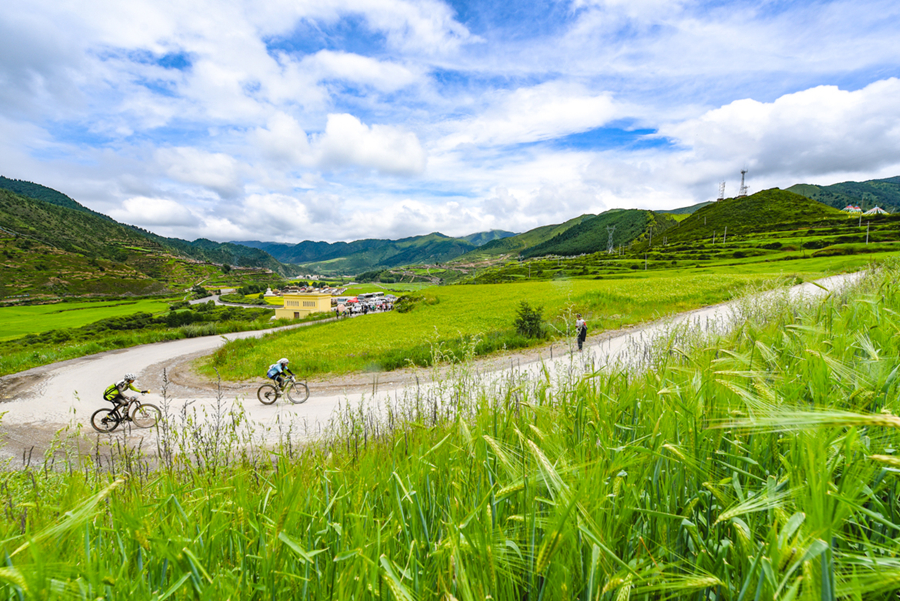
[2, 0, 899, 243]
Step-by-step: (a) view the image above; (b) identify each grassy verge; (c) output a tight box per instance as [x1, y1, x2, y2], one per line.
[0, 298, 175, 341]
[0, 262, 897, 599]
[202, 272, 786, 380]
[0, 304, 281, 376]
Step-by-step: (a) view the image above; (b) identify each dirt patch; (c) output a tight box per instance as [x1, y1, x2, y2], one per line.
[0, 374, 44, 403]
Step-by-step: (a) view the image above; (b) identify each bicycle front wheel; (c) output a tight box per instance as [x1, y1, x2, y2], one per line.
[286, 381, 309, 404]
[91, 408, 119, 433]
[257, 384, 279, 405]
[132, 403, 161, 428]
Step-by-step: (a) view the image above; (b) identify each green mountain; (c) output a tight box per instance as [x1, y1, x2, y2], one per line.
[0, 188, 160, 261]
[520, 209, 678, 259]
[237, 233, 480, 275]
[459, 230, 517, 246]
[788, 176, 900, 214]
[455, 215, 596, 262]
[664, 188, 846, 243]
[233, 229, 516, 275]
[0, 177, 294, 275]
[0, 176, 102, 215]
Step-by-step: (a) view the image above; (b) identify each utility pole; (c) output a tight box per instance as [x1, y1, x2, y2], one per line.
[713, 231, 716, 244]
[867, 222, 870, 244]
[723, 226, 727, 244]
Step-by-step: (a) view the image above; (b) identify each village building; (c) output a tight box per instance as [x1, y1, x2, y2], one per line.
[275, 290, 333, 319]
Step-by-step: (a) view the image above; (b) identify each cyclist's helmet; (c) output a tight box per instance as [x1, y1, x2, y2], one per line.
[278, 358, 289, 365]
[124, 373, 136, 381]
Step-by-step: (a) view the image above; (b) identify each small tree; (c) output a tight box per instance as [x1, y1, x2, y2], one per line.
[514, 300, 544, 338]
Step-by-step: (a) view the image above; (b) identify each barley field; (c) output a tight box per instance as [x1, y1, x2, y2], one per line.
[1, 262, 898, 599]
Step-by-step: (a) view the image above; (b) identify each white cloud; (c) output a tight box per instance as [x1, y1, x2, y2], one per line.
[299, 50, 420, 92]
[109, 197, 200, 227]
[316, 114, 426, 176]
[436, 82, 622, 150]
[156, 147, 243, 198]
[661, 78, 900, 179]
[252, 112, 313, 167]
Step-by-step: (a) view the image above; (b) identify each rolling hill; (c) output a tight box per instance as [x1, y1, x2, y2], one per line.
[520, 209, 678, 258]
[788, 176, 900, 214]
[662, 188, 846, 244]
[453, 214, 597, 262]
[0, 177, 294, 275]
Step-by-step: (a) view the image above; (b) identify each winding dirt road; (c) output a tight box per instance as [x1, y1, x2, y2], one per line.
[0, 273, 863, 460]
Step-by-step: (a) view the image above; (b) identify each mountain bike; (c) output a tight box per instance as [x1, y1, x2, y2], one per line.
[257, 374, 309, 405]
[91, 395, 162, 433]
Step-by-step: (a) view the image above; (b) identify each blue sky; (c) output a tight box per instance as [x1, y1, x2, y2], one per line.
[2, 0, 899, 242]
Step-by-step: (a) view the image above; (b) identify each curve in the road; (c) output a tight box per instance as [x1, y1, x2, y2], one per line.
[0, 272, 864, 452]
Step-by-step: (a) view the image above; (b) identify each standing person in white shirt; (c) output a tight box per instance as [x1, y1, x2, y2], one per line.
[575, 313, 587, 352]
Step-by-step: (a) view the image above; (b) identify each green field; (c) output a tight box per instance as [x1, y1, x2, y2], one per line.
[0, 298, 172, 341]
[1, 261, 897, 600]
[204, 273, 782, 380]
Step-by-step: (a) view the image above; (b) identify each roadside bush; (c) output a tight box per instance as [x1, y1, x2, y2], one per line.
[514, 300, 544, 338]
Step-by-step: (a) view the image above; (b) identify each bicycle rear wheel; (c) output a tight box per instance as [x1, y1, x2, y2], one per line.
[91, 408, 119, 433]
[132, 403, 161, 428]
[257, 384, 279, 405]
[286, 381, 309, 404]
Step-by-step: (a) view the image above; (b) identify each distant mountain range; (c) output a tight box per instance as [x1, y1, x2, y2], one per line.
[233, 230, 516, 274]
[2, 174, 897, 281]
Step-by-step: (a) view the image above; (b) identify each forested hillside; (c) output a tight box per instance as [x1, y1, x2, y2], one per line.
[520, 209, 677, 258]
[788, 175, 900, 214]
[0, 176, 295, 275]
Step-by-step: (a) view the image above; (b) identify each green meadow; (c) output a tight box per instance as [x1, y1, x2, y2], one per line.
[204, 273, 782, 380]
[1, 261, 898, 600]
[0, 298, 173, 341]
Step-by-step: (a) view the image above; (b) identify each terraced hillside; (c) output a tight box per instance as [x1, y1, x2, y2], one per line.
[663, 188, 846, 243]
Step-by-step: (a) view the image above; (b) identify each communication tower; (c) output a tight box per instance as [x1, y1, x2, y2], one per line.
[717, 182, 726, 202]
[738, 169, 749, 197]
[606, 225, 616, 254]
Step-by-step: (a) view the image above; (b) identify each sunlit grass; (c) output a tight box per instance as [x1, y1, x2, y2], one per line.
[0, 298, 173, 341]
[1, 260, 898, 600]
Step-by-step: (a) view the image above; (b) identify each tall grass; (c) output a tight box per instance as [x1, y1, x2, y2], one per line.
[1, 261, 899, 599]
